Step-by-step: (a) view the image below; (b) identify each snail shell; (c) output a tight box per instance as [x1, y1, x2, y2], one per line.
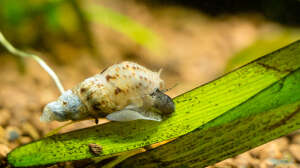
[41, 61, 174, 122]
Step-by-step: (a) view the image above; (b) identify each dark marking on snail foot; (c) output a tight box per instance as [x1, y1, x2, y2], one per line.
[95, 118, 99, 124]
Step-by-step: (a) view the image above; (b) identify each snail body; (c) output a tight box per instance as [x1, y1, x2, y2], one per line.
[41, 61, 174, 122]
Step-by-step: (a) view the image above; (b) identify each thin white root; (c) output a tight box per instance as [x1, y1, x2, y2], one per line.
[45, 118, 97, 137]
[0, 31, 65, 94]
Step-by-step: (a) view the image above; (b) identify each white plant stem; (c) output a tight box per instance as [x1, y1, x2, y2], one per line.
[0, 31, 65, 94]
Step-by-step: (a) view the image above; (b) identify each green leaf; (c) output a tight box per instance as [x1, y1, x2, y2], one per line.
[120, 63, 300, 168]
[0, 0, 28, 26]
[84, 4, 163, 54]
[7, 40, 300, 167]
[226, 30, 300, 71]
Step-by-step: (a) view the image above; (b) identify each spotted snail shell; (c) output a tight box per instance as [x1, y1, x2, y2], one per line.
[41, 61, 175, 122]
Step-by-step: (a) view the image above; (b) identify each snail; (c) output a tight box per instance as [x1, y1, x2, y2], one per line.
[41, 61, 175, 123]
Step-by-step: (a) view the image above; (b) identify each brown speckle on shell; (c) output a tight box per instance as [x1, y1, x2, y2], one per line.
[89, 144, 103, 155]
[106, 75, 116, 82]
[92, 102, 101, 111]
[114, 87, 123, 95]
[101, 101, 106, 105]
[86, 92, 95, 101]
[80, 87, 87, 93]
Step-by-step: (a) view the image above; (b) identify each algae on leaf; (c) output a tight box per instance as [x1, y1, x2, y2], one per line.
[7, 40, 300, 167]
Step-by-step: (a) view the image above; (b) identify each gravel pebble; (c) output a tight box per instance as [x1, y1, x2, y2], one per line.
[5, 126, 21, 142]
[21, 122, 40, 140]
[289, 144, 300, 162]
[250, 137, 288, 160]
[0, 126, 5, 144]
[19, 136, 32, 144]
[291, 134, 300, 144]
[0, 144, 10, 159]
[0, 109, 11, 126]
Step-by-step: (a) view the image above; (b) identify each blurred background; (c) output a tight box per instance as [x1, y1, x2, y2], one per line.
[0, 0, 300, 167]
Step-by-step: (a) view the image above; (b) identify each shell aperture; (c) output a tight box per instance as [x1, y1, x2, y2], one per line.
[40, 61, 175, 122]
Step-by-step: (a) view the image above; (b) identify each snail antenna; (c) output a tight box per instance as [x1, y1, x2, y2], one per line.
[162, 83, 178, 93]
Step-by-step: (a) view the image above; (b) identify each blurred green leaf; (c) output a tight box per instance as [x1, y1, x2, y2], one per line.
[0, 0, 28, 26]
[7, 40, 300, 167]
[85, 4, 163, 54]
[45, 2, 79, 33]
[45, 3, 61, 30]
[226, 30, 300, 71]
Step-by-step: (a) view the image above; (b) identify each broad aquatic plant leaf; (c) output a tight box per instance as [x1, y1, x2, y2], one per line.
[120, 64, 300, 167]
[7, 40, 300, 167]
